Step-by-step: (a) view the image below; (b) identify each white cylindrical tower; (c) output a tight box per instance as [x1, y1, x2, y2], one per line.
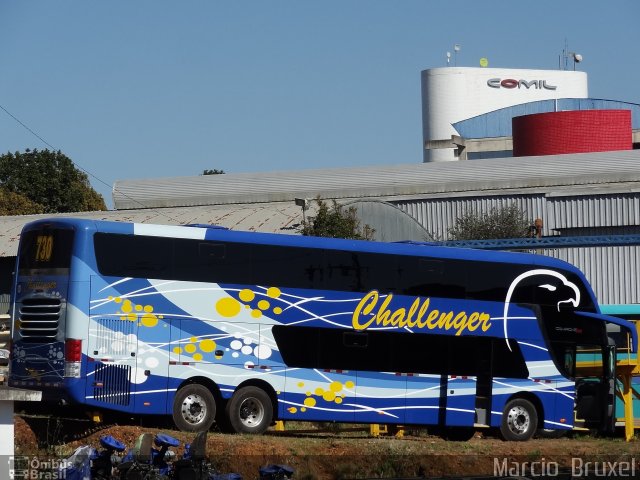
[421, 67, 589, 162]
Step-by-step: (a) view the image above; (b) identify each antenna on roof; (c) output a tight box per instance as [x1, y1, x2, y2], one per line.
[559, 39, 582, 71]
[453, 44, 461, 66]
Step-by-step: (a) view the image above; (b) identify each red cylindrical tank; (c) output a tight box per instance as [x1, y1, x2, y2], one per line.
[512, 109, 632, 157]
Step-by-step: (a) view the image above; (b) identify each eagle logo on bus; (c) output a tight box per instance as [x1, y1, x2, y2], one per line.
[503, 269, 581, 351]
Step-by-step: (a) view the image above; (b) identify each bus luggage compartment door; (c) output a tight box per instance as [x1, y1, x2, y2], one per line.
[443, 375, 476, 426]
[86, 315, 137, 408]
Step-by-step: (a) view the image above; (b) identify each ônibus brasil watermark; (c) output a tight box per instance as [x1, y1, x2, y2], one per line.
[494, 457, 639, 478]
[7, 455, 72, 480]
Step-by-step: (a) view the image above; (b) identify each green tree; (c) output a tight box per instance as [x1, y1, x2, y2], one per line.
[0, 149, 107, 214]
[202, 169, 225, 175]
[301, 197, 375, 240]
[0, 189, 45, 215]
[447, 204, 532, 240]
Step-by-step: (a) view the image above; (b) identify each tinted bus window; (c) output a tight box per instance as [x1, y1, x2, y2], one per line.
[273, 325, 529, 378]
[95, 233, 172, 278]
[252, 244, 324, 290]
[173, 239, 251, 284]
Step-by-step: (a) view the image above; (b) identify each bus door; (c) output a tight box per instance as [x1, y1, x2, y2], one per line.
[602, 343, 616, 433]
[443, 375, 477, 426]
[442, 336, 487, 427]
[574, 343, 615, 432]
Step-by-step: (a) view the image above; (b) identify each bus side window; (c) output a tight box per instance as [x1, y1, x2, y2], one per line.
[198, 242, 226, 261]
[95, 234, 171, 277]
[400, 258, 466, 298]
[251, 245, 324, 290]
[343, 331, 368, 347]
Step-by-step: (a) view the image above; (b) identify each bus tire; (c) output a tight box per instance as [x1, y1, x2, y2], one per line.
[500, 398, 538, 441]
[172, 384, 216, 432]
[226, 386, 273, 434]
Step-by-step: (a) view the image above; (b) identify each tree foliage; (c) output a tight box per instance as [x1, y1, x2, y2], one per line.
[202, 169, 225, 175]
[300, 197, 375, 240]
[447, 204, 532, 240]
[0, 189, 45, 216]
[0, 149, 107, 214]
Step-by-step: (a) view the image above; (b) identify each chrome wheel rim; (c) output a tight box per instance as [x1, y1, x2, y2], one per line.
[506, 405, 530, 436]
[239, 396, 264, 428]
[181, 393, 207, 425]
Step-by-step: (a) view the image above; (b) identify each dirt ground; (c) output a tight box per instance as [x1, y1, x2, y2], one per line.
[13, 415, 640, 479]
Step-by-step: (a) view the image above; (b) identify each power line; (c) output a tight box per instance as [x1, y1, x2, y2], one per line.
[0, 103, 180, 222]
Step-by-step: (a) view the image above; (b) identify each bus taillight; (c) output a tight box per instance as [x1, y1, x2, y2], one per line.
[64, 338, 82, 378]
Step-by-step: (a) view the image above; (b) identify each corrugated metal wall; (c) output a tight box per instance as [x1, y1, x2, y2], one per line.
[393, 194, 547, 241]
[547, 246, 640, 305]
[547, 194, 640, 229]
[393, 193, 640, 305]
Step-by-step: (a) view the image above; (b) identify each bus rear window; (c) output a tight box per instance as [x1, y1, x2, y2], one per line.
[18, 229, 74, 272]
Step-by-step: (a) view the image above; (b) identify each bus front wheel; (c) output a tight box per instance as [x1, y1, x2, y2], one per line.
[226, 386, 273, 434]
[500, 398, 538, 441]
[173, 384, 216, 432]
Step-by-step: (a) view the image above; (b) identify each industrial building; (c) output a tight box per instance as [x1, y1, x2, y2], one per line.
[0, 149, 639, 305]
[421, 67, 640, 160]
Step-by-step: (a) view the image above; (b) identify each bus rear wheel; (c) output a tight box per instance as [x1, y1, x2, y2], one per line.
[500, 398, 537, 441]
[226, 386, 273, 434]
[173, 384, 216, 432]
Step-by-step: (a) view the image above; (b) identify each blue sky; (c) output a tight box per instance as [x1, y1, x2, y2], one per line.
[1, 1, 639, 208]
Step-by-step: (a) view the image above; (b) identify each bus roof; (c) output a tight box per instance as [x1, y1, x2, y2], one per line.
[22, 216, 589, 276]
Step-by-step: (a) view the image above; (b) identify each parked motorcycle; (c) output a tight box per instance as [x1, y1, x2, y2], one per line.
[59, 434, 126, 480]
[58, 431, 286, 480]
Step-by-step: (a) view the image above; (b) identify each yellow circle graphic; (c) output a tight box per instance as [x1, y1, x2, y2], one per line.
[199, 339, 216, 353]
[258, 300, 270, 310]
[304, 397, 316, 407]
[185, 344, 197, 354]
[216, 297, 241, 317]
[239, 289, 255, 302]
[329, 381, 343, 392]
[141, 313, 158, 327]
[267, 287, 281, 298]
[192, 353, 203, 361]
[121, 300, 133, 313]
[273, 307, 282, 315]
[323, 391, 336, 402]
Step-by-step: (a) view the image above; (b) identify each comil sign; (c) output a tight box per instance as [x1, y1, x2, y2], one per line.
[487, 78, 557, 90]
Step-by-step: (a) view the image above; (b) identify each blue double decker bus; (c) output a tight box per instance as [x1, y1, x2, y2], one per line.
[9, 218, 637, 441]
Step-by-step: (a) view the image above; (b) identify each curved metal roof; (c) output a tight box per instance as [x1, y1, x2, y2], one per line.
[0, 203, 308, 257]
[112, 150, 640, 210]
[453, 98, 640, 139]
